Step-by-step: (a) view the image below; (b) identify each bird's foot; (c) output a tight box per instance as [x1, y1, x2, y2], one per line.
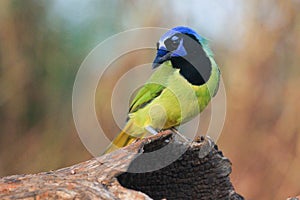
[170, 127, 190, 142]
[145, 125, 159, 135]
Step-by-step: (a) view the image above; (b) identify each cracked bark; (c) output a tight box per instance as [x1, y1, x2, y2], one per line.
[0, 130, 244, 200]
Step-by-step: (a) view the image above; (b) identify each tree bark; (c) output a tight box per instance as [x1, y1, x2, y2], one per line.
[0, 130, 244, 200]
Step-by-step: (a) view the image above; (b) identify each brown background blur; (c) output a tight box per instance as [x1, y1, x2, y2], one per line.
[0, 1, 300, 199]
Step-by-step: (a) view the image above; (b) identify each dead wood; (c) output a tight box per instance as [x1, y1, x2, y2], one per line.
[0, 130, 244, 200]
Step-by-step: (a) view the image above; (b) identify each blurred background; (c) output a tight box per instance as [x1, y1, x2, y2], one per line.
[1, 0, 300, 199]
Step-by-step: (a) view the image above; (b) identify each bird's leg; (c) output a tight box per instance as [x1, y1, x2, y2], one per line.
[145, 126, 190, 143]
[170, 127, 190, 142]
[145, 125, 159, 135]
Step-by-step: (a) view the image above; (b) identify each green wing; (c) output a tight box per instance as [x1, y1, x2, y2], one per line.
[129, 83, 165, 113]
[129, 61, 175, 114]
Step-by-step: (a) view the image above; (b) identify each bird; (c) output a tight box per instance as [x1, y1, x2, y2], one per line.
[104, 26, 220, 154]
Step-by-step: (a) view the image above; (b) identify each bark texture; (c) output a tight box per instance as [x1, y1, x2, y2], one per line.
[0, 130, 244, 200]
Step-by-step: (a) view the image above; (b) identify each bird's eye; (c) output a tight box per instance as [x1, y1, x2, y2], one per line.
[171, 35, 179, 43]
[165, 35, 180, 51]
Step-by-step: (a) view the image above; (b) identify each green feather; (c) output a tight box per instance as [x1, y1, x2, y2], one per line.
[129, 61, 174, 113]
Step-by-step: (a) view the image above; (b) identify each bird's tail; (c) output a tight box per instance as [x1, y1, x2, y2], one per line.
[103, 121, 146, 154]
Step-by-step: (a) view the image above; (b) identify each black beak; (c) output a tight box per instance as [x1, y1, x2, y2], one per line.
[152, 49, 172, 69]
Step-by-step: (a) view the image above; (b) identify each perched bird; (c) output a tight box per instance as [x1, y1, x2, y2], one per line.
[104, 26, 220, 154]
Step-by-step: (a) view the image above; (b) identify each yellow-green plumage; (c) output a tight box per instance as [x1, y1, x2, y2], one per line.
[104, 60, 219, 153]
[104, 26, 220, 154]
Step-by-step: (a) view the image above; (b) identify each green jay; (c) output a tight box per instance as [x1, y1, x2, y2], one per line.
[104, 26, 220, 154]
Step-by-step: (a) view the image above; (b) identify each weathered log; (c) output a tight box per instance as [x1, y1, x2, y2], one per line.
[0, 130, 244, 200]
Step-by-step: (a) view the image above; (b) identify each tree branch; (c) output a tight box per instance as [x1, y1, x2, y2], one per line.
[0, 130, 244, 200]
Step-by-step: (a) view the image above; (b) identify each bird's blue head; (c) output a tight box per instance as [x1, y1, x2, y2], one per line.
[153, 26, 211, 69]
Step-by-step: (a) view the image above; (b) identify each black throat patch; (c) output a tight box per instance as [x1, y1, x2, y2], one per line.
[170, 34, 212, 86]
